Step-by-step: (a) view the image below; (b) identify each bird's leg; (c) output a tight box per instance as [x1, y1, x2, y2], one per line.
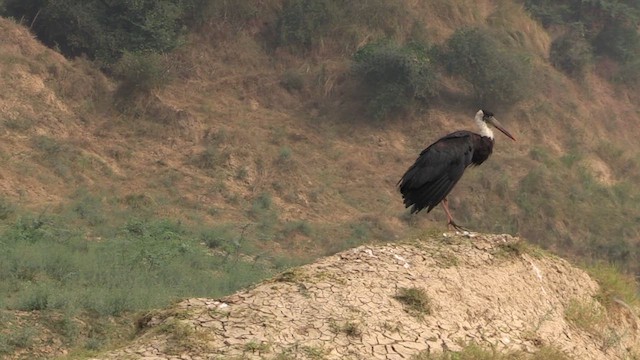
[441, 198, 468, 232]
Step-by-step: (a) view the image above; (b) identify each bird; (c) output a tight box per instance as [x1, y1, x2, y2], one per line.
[398, 109, 516, 230]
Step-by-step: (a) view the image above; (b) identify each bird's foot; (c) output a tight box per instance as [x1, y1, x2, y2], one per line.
[447, 220, 469, 233]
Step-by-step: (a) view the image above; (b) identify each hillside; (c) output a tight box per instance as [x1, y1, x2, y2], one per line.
[92, 233, 640, 360]
[2, 0, 640, 358]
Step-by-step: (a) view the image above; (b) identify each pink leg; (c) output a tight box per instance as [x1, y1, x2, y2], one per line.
[441, 198, 468, 231]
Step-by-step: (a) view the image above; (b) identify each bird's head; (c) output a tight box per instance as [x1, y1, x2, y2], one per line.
[476, 109, 516, 141]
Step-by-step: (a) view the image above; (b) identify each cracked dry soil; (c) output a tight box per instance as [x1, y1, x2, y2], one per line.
[93, 233, 639, 360]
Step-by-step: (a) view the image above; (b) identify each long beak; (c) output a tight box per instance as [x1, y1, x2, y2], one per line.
[488, 117, 516, 141]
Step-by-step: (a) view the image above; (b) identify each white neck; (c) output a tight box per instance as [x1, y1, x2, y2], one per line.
[475, 110, 494, 139]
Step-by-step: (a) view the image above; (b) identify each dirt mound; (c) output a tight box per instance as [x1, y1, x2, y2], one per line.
[92, 233, 639, 360]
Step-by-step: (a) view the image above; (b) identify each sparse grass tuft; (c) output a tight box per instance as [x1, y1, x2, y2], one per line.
[412, 343, 570, 359]
[494, 239, 544, 259]
[342, 321, 362, 337]
[394, 287, 432, 319]
[301, 345, 328, 359]
[565, 298, 605, 334]
[329, 320, 363, 338]
[244, 340, 271, 354]
[587, 263, 640, 310]
[0, 326, 36, 355]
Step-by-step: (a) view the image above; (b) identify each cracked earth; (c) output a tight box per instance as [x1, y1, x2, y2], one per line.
[92, 233, 639, 359]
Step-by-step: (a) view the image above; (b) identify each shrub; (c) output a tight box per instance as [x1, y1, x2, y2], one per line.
[524, 0, 572, 27]
[186, 0, 257, 28]
[1, 0, 194, 64]
[276, 0, 335, 50]
[394, 287, 432, 318]
[280, 69, 305, 92]
[112, 51, 171, 103]
[525, 0, 640, 65]
[438, 27, 532, 107]
[353, 41, 438, 119]
[550, 29, 593, 77]
[0, 197, 14, 221]
[592, 23, 640, 63]
[613, 58, 640, 89]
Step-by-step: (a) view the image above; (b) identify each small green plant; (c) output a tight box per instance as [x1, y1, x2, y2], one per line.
[564, 298, 605, 334]
[276, 146, 294, 168]
[200, 226, 234, 250]
[282, 220, 313, 237]
[394, 287, 432, 318]
[302, 345, 327, 359]
[494, 240, 543, 259]
[329, 319, 362, 337]
[342, 321, 362, 337]
[191, 145, 229, 170]
[244, 340, 271, 354]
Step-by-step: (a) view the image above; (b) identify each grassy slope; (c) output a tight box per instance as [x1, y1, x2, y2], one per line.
[1, 0, 640, 357]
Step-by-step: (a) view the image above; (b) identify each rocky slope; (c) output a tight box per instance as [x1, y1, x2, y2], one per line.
[92, 233, 639, 360]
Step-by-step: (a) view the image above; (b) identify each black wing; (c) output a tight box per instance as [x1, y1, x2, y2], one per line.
[398, 131, 475, 213]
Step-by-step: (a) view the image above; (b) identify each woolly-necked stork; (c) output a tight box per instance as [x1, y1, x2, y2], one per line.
[398, 110, 516, 230]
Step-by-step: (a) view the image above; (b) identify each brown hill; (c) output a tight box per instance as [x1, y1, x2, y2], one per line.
[91, 233, 639, 360]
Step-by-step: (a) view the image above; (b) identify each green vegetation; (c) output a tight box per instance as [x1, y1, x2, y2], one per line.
[0, 207, 280, 354]
[329, 320, 363, 338]
[437, 27, 533, 107]
[412, 343, 570, 360]
[276, 0, 336, 51]
[273, 0, 409, 53]
[1, 0, 195, 65]
[525, 0, 640, 78]
[588, 263, 640, 310]
[394, 287, 432, 319]
[113, 51, 172, 105]
[550, 27, 593, 78]
[2, 0, 640, 357]
[565, 298, 605, 334]
[353, 41, 437, 119]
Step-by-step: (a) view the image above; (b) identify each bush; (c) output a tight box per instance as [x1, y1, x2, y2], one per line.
[550, 28, 593, 77]
[438, 27, 532, 107]
[613, 58, 640, 88]
[524, 0, 572, 27]
[525, 0, 640, 65]
[1, 0, 195, 64]
[276, 0, 335, 50]
[186, 0, 257, 28]
[592, 23, 640, 63]
[353, 41, 438, 119]
[113, 51, 171, 100]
